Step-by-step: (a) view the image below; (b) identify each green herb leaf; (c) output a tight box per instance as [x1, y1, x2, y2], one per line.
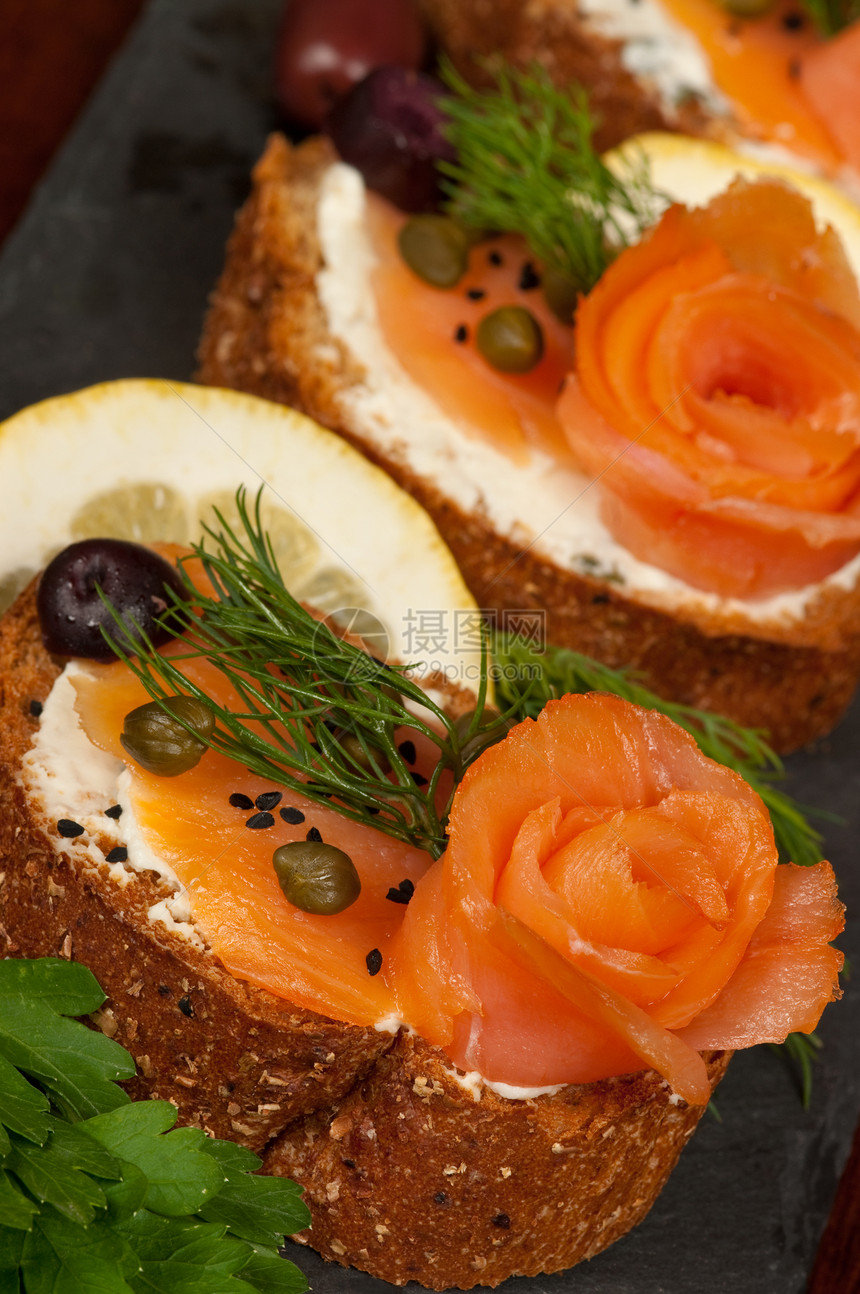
[19, 1207, 140, 1294]
[0, 1168, 38, 1232]
[439, 59, 661, 295]
[236, 1248, 308, 1294]
[0, 960, 134, 1122]
[82, 1106, 225, 1218]
[0, 1053, 50, 1147]
[197, 1138, 309, 1246]
[4, 1133, 108, 1227]
[115, 1212, 249, 1292]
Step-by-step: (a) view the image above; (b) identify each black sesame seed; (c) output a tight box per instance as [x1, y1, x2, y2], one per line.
[398, 739, 417, 765]
[28, 699, 43, 718]
[454, 323, 469, 343]
[157, 984, 172, 997]
[57, 819, 85, 839]
[386, 886, 411, 905]
[105, 804, 123, 820]
[366, 948, 383, 976]
[177, 995, 194, 1018]
[367, 805, 381, 815]
[488, 249, 503, 266]
[782, 9, 804, 28]
[280, 806, 306, 825]
[307, 826, 323, 843]
[256, 790, 283, 811]
[229, 792, 254, 810]
[591, 593, 610, 606]
[466, 287, 486, 301]
[246, 811, 275, 830]
[105, 845, 128, 863]
[410, 771, 429, 787]
[492, 1213, 511, 1229]
[343, 1158, 356, 1169]
[434, 1191, 449, 1205]
[518, 261, 541, 291]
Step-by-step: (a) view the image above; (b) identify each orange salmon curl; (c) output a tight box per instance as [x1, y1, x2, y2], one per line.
[389, 693, 843, 1106]
[558, 178, 860, 600]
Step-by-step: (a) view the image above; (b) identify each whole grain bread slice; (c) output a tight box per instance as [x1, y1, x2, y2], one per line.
[0, 583, 729, 1288]
[196, 134, 860, 753]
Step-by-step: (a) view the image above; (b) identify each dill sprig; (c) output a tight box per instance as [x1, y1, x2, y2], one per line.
[437, 59, 661, 294]
[799, 0, 860, 37]
[107, 490, 502, 860]
[491, 635, 825, 868]
[109, 490, 823, 872]
[769, 1031, 823, 1108]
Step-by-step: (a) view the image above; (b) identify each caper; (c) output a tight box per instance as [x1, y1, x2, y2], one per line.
[542, 265, 581, 324]
[454, 705, 514, 764]
[340, 732, 391, 775]
[120, 696, 215, 776]
[476, 306, 544, 374]
[398, 214, 470, 288]
[273, 841, 361, 915]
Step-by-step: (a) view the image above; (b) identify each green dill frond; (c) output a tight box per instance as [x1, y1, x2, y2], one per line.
[438, 59, 661, 294]
[800, 0, 860, 37]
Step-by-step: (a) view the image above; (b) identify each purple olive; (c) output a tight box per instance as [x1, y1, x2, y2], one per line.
[36, 539, 187, 661]
[275, 0, 426, 131]
[325, 66, 456, 212]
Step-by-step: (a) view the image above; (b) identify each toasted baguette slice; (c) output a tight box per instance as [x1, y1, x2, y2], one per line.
[196, 135, 860, 753]
[0, 583, 729, 1289]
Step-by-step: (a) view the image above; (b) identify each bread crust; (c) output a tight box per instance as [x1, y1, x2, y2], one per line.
[0, 587, 394, 1152]
[196, 135, 860, 753]
[265, 1032, 730, 1289]
[0, 583, 732, 1287]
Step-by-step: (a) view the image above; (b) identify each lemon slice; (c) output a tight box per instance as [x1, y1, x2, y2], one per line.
[606, 132, 860, 278]
[0, 379, 481, 690]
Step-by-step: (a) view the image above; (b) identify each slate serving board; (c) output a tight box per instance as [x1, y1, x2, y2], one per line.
[0, 2, 858, 1290]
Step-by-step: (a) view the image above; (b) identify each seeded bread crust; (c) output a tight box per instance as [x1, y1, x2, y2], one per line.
[265, 1032, 730, 1290]
[196, 134, 860, 753]
[0, 586, 395, 1153]
[1, 583, 731, 1288]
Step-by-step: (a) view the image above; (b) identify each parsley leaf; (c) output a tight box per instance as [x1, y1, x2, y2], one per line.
[0, 960, 309, 1294]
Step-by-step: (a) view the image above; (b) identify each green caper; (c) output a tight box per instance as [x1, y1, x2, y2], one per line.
[340, 732, 391, 776]
[398, 215, 470, 288]
[542, 265, 581, 324]
[120, 696, 215, 776]
[476, 306, 544, 374]
[273, 841, 361, 915]
[454, 705, 513, 764]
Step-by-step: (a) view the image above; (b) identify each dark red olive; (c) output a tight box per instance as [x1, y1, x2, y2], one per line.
[36, 539, 187, 661]
[275, 0, 426, 131]
[326, 66, 455, 212]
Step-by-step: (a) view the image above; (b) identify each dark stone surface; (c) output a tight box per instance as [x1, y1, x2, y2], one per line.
[0, 1, 857, 1289]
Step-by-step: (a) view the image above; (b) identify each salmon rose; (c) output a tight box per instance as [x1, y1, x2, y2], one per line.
[557, 179, 860, 600]
[389, 694, 843, 1105]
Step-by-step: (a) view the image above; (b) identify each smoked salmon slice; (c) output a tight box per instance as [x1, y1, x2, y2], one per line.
[389, 693, 842, 1105]
[558, 178, 860, 599]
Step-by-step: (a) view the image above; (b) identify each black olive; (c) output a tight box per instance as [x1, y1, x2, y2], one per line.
[476, 306, 544, 374]
[398, 214, 470, 288]
[36, 538, 186, 661]
[120, 696, 215, 776]
[273, 841, 361, 915]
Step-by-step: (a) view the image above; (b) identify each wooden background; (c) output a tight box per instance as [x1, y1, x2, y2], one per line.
[0, 0, 857, 1288]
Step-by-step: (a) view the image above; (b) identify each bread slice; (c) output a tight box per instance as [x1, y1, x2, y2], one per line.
[196, 135, 860, 753]
[0, 582, 729, 1288]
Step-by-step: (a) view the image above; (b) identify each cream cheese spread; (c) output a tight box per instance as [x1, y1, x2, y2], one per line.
[22, 662, 202, 942]
[314, 161, 860, 628]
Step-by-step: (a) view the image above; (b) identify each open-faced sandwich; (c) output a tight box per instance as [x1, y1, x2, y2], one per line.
[198, 53, 860, 752]
[0, 383, 844, 1288]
